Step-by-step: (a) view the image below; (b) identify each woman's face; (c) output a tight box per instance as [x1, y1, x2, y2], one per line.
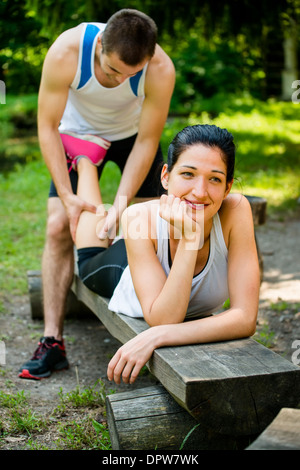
[161, 144, 233, 222]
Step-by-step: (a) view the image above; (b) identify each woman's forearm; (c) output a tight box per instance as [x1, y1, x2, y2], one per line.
[107, 306, 257, 385]
[145, 237, 200, 326]
[151, 306, 257, 349]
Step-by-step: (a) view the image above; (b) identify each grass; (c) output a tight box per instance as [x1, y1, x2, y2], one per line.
[0, 389, 46, 440]
[0, 379, 111, 450]
[253, 323, 276, 349]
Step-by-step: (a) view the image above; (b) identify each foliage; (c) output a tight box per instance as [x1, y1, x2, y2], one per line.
[0, 0, 49, 92]
[254, 323, 276, 348]
[0, 94, 37, 147]
[164, 19, 266, 114]
[56, 417, 111, 450]
[0, 159, 48, 296]
[1, 0, 298, 100]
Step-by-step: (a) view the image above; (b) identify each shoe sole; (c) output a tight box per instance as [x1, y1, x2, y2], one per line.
[19, 369, 51, 380]
[19, 360, 69, 380]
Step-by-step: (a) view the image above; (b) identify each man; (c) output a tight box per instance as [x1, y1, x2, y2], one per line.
[19, 9, 175, 379]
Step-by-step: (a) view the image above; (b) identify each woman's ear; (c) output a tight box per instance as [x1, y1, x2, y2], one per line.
[160, 163, 169, 190]
[224, 179, 233, 199]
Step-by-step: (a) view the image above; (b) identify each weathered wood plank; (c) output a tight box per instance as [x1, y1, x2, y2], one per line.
[148, 339, 300, 436]
[106, 385, 197, 450]
[106, 385, 256, 450]
[71, 274, 300, 437]
[246, 408, 300, 450]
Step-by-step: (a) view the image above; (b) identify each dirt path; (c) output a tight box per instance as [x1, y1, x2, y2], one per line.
[256, 217, 300, 360]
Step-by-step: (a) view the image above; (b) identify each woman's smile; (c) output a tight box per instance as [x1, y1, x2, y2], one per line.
[183, 199, 207, 210]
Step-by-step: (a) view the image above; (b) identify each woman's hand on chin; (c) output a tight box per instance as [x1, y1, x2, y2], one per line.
[159, 194, 202, 245]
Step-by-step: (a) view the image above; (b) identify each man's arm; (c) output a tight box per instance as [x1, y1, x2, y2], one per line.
[38, 27, 96, 240]
[98, 45, 175, 239]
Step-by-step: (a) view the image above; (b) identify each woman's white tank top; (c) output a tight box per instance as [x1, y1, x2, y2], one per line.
[108, 210, 229, 319]
[59, 22, 147, 141]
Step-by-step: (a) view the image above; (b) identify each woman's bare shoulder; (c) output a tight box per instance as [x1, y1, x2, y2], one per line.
[220, 193, 251, 215]
[219, 193, 253, 245]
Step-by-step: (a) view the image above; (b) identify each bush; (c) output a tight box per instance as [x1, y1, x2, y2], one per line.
[163, 19, 266, 114]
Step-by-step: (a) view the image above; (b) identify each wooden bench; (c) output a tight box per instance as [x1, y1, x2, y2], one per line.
[70, 275, 300, 450]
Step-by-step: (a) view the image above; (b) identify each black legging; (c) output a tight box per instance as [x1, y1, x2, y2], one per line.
[77, 239, 128, 298]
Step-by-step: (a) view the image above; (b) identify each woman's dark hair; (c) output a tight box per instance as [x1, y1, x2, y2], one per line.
[101, 9, 157, 65]
[167, 124, 236, 183]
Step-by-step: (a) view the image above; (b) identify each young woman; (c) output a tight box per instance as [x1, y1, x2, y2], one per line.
[75, 124, 260, 385]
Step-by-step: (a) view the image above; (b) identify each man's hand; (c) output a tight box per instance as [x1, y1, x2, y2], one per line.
[64, 193, 97, 242]
[96, 205, 121, 242]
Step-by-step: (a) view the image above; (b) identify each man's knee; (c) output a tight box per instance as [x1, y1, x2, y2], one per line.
[45, 199, 72, 247]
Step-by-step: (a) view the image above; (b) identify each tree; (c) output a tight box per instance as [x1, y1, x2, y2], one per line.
[0, 0, 48, 91]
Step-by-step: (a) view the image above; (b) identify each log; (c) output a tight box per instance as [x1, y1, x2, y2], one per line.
[27, 270, 93, 319]
[106, 385, 256, 450]
[106, 385, 199, 450]
[245, 195, 267, 226]
[148, 338, 300, 437]
[246, 408, 300, 450]
[245, 195, 267, 281]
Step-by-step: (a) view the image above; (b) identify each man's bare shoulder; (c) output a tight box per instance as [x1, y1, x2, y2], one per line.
[146, 45, 175, 82]
[46, 25, 83, 66]
[42, 24, 83, 85]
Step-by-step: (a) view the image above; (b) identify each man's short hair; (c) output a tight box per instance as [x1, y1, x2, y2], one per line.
[101, 9, 158, 65]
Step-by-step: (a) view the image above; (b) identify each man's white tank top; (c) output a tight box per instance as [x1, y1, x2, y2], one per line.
[59, 22, 147, 141]
[108, 210, 229, 319]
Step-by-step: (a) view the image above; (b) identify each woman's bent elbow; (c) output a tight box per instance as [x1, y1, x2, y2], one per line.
[242, 312, 257, 338]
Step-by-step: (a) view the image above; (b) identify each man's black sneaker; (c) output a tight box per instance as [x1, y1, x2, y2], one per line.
[19, 336, 69, 380]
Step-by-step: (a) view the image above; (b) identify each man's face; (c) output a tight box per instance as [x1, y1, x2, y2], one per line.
[99, 48, 148, 86]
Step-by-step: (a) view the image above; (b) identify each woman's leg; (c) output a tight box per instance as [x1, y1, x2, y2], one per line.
[75, 158, 108, 249]
[75, 158, 128, 297]
[77, 239, 127, 297]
